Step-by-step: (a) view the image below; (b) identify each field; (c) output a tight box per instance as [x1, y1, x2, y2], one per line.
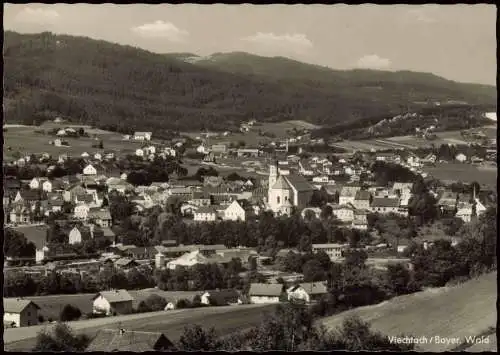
[182, 120, 322, 147]
[320, 272, 497, 352]
[3, 123, 148, 161]
[9, 289, 205, 322]
[423, 162, 497, 187]
[332, 125, 497, 153]
[4, 303, 276, 351]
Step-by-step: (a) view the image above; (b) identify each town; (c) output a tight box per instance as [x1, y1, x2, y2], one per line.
[3, 3, 497, 352]
[3, 110, 497, 351]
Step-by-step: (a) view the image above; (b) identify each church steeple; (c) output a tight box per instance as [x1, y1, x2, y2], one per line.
[269, 158, 279, 190]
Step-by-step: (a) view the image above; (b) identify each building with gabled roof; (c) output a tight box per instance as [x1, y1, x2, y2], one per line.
[268, 160, 314, 215]
[287, 282, 328, 304]
[92, 290, 134, 316]
[193, 206, 218, 222]
[3, 298, 41, 327]
[248, 283, 284, 304]
[86, 329, 175, 352]
[166, 250, 209, 270]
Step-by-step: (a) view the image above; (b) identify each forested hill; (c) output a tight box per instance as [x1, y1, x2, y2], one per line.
[4, 31, 496, 135]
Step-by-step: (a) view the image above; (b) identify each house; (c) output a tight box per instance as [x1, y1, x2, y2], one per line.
[133, 132, 152, 141]
[94, 152, 102, 161]
[298, 160, 315, 176]
[267, 161, 315, 215]
[223, 199, 254, 221]
[455, 153, 467, 163]
[329, 203, 356, 223]
[190, 191, 211, 207]
[352, 210, 369, 230]
[248, 283, 284, 304]
[211, 144, 227, 156]
[287, 282, 328, 304]
[201, 289, 242, 306]
[14, 190, 43, 204]
[371, 197, 401, 214]
[339, 185, 361, 205]
[92, 290, 134, 316]
[88, 208, 112, 227]
[81, 152, 90, 158]
[114, 258, 140, 270]
[83, 164, 97, 175]
[86, 329, 175, 352]
[135, 148, 144, 157]
[74, 204, 91, 219]
[68, 226, 84, 245]
[9, 205, 32, 224]
[193, 206, 218, 222]
[353, 190, 371, 209]
[29, 177, 47, 190]
[3, 299, 41, 327]
[312, 243, 348, 261]
[167, 250, 209, 270]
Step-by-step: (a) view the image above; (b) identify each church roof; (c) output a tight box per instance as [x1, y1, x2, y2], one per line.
[283, 174, 314, 192]
[272, 175, 292, 190]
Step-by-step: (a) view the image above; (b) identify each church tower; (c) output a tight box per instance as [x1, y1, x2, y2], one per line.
[268, 159, 279, 191]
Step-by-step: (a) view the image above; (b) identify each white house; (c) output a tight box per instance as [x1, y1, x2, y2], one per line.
[248, 283, 283, 304]
[455, 153, 467, 163]
[92, 290, 134, 316]
[312, 243, 349, 261]
[193, 206, 217, 222]
[81, 152, 90, 158]
[287, 282, 328, 304]
[353, 190, 371, 210]
[29, 178, 46, 190]
[330, 204, 356, 222]
[93, 153, 102, 161]
[196, 145, 207, 154]
[3, 299, 40, 328]
[68, 226, 83, 245]
[133, 132, 152, 141]
[74, 204, 90, 219]
[167, 250, 208, 270]
[371, 197, 401, 214]
[223, 200, 247, 221]
[339, 186, 361, 205]
[83, 164, 97, 176]
[456, 207, 473, 223]
[42, 180, 53, 193]
[135, 149, 144, 157]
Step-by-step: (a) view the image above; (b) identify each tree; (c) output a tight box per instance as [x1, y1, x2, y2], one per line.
[136, 300, 152, 313]
[59, 304, 82, 322]
[33, 322, 90, 352]
[385, 263, 412, 296]
[4, 228, 36, 258]
[302, 259, 327, 282]
[178, 324, 220, 351]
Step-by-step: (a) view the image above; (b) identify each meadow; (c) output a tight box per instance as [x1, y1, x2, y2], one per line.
[423, 162, 497, 187]
[320, 272, 497, 352]
[3, 124, 148, 161]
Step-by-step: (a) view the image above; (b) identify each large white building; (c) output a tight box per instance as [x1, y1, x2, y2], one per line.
[267, 161, 314, 216]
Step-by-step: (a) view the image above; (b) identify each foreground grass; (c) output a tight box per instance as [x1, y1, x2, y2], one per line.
[320, 272, 496, 352]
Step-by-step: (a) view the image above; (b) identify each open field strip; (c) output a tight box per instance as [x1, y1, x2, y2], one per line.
[4, 303, 276, 351]
[320, 272, 496, 352]
[423, 163, 497, 187]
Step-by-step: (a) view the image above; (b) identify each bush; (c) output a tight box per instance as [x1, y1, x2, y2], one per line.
[144, 294, 167, 311]
[176, 298, 191, 309]
[136, 300, 153, 313]
[59, 304, 82, 322]
[38, 315, 45, 323]
[192, 295, 202, 308]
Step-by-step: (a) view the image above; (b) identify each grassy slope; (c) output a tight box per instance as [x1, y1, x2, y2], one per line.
[320, 272, 497, 352]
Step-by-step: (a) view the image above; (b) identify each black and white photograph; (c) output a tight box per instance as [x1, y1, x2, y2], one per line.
[2, 3, 497, 352]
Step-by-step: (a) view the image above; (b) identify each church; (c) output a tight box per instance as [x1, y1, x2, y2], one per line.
[267, 160, 314, 215]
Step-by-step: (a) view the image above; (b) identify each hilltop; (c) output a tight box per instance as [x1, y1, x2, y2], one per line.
[4, 31, 496, 136]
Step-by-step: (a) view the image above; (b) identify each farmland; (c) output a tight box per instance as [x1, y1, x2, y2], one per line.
[331, 125, 497, 153]
[3, 124, 148, 161]
[5, 289, 206, 323]
[320, 272, 497, 352]
[423, 163, 497, 188]
[4, 303, 276, 351]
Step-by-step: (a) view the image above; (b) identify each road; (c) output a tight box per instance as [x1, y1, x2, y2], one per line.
[4, 303, 276, 351]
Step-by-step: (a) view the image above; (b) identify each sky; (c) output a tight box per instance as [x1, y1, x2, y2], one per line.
[3, 3, 497, 86]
